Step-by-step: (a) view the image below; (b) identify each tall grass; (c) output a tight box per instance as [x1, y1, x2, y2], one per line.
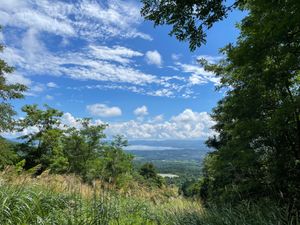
[162, 200, 298, 225]
[0, 170, 297, 225]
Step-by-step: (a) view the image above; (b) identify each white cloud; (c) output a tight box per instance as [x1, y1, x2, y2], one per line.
[4, 72, 32, 86]
[71, 82, 192, 98]
[76, 0, 152, 40]
[105, 109, 215, 139]
[1, 36, 159, 86]
[47, 82, 58, 88]
[87, 103, 122, 117]
[175, 62, 219, 85]
[151, 114, 164, 122]
[149, 89, 174, 97]
[134, 105, 148, 117]
[22, 28, 45, 56]
[0, 1, 74, 36]
[89, 45, 143, 64]
[0, 0, 217, 98]
[30, 84, 44, 93]
[2, 109, 216, 140]
[145, 50, 162, 67]
[24, 83, 46, 96]
[60, 112, 82, 129]
[0, 0, 151, 40]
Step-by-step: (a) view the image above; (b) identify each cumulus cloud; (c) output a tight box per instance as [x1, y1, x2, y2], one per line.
[134, 105, 148, 117]
[2, 109, 216, 140]
[57, 109, 216, 140]
[106, 109, 216, 139]
[61, 112, 81, 129]
[151, 114, 164, 123]
[145, 50, 162, 67]
[87, 103, 122, 117]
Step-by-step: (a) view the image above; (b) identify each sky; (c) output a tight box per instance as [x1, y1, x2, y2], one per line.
[0, 0, 245, 140]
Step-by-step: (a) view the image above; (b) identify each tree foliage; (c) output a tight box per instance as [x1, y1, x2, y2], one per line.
[9, 105, 134, 187]
[139, 162, 163, 187]
[18, 104, 64, 171]
[141, 0, 244, 51]
[142, 0, 300, 210]
[0, 137, 18, 169]
[0, 26, 27, 132]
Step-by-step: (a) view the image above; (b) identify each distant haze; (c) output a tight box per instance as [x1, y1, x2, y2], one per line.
[125, 145, 181, 151]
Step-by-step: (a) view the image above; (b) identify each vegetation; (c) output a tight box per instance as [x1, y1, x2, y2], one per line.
[0, 0, 299, 223]
[0, 170, 296, 225]
[139, 162, 164, 187]
[142, 0, 300, 219]
[0, 26, 27, 133]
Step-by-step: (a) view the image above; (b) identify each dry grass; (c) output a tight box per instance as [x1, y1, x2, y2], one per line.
[1, 167, 295, 225]
[0, 166, 180, 204]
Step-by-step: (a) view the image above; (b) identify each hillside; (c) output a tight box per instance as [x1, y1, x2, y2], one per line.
[0, 169, 292, 225]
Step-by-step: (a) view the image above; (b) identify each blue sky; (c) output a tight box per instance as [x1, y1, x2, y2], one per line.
[0, 0, 244, 140]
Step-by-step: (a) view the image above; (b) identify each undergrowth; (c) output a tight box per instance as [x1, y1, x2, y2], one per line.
[0, 170, 297, 225]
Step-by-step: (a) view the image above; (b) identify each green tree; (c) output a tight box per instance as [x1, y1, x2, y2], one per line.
[63, 119, 107, 178]
[0, 26, 27, 169]
[18, 104, 65, 171]
[139, 162, 163, 187]
[142, 0, 300, 210]
[0, 137, 18, 169]
[140, 162, 157, 179]
[0, 26, 27, 132]
[97, 135, 133, 186]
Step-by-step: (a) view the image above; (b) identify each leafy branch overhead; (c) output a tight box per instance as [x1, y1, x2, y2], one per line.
[141, 0, 243, 51]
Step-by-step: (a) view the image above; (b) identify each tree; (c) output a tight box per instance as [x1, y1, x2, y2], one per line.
[139, 162, 163, 187]
[63, 119, 107, 178]
[0, 26, 27, 132]
[142, 0, 300, 209]
[97, 135, 133, 186]
[18, 104, 65, 171]
[140, 162, 157, 179]
[202, 0, 300, 206]
[0, 137, 18, 169]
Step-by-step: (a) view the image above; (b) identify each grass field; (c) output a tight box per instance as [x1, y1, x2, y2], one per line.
[0, 167, 297, 225]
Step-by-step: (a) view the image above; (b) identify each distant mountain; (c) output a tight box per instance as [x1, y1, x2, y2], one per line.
[125, 139, 210, 163]
[126, 139, 209, 151]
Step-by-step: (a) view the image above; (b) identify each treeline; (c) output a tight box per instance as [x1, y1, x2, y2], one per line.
[0, 105, 167, 189]
[0, 104, 140, 186]
[142, 0, 300, 213]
